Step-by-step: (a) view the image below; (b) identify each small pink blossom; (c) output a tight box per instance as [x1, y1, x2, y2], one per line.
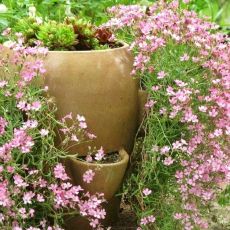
[54, 163, 69, 181]
[160, 146, 170, 154]
[145, 99, 156, 108]
[143, 188, 152, 196]
[39, 129, 49, 136]
[0, 80, 7, 88]
[83, 169, 95, 183]
[157, 71, 167, 79]
[0, 116, 7, 135]
[95, 147, 105, 161]
[71, 134, 79, 142]
[151, 85, 160, 91]
[23, 191, 35, 204]
[86, 155, 93, 162]
[79, 122, 87, 129]
[77, 115, 86, 122]
[163, 156, 174, 166]
[180, 53, 190, 61]
[198, 106, 207, 112]
[31, 101, 41, 111]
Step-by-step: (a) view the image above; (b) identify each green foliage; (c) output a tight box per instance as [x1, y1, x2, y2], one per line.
[188, 0, 230, 30]
[13, 17, 40, 46]
[65, 17, 99, 50]
[218, 185, 230, 206]
[8, 16, 117, 50]
[37, 21, 76, 50]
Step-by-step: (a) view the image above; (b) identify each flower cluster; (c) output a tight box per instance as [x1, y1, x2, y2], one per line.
[105, 1, 230, 229]
[0, 39, 105, 229]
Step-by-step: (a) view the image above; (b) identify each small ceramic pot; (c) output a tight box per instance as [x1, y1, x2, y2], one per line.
[64, 148, 129, 229]
[69, 148, 129, 200]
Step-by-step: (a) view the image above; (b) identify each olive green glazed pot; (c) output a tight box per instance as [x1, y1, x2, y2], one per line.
[43, 43, 141, 155]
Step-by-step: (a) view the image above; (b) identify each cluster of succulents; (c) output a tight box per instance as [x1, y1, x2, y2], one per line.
[12, 16, 117, 50]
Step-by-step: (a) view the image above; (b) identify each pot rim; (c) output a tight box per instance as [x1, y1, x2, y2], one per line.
[48, 41, 129, 54]
[71, 148, 129, 167]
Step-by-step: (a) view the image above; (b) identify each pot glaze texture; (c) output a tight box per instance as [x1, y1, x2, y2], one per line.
[44, 44, 140, 155]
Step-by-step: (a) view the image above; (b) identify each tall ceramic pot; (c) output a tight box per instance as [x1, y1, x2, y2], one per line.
[65, 148, 129, 229]
[43, 43, 140, 155]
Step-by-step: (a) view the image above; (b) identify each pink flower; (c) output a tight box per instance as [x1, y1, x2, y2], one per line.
[54, 163, 69, 181]
[37, 194, 45, 202]
[140, 215, 155, 225]
[151, 85, 160, 91]
[157, 71, 167, 79]
[79, 122, 87, 129]
[0, 80, 7, 88]
[17, 101, 27, 111]
[198, 106, 207, 112]
[143, 188, 152, 196]
[163, 156, 174, 166]
[174, 213, 183, 219]
[180, 53, 190, 61]
[23, 191, 35, 204]
[95, 147, 105, 161]
[87, 133, 97, 139]
[39, 129, 49, 136]
[83, 169, 95, 183]
[145, 99, 156, 108]
[13, 174, 28, 188]
[160, 146, 170, 154]
[86, 155, 93, 162]
[77, 114, 86, 122]
[31, 101, 41, 111]
[71, 135, 79, 142]
[0, 116, 7, 135]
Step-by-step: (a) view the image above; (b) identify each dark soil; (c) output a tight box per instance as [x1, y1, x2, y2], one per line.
[111, 203, 138, 230]
[78, 151, 121, 164]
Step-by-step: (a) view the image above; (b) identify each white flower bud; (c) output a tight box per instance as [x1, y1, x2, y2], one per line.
[0, 4, 7, 13]
[28, 5, 36, 18]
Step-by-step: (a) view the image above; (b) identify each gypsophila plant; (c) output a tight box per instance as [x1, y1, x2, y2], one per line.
[104, 1, 230, 229]
[0, 37, 106, 229]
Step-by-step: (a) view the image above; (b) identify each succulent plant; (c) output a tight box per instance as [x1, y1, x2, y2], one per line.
[37, 21, 76, 50]
[65, 17, 99, 50]
[95, 28, 113, 44]
[13, 17, 40, 46]
[11, 16, 119, 51]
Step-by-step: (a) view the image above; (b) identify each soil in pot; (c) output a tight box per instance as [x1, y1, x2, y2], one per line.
[77, 151, 121, 164]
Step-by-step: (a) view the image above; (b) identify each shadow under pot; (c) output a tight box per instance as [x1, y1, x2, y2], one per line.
[64, 148, 129, 230]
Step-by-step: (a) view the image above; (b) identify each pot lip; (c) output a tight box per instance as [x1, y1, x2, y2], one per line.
[71, 148, 129, 167]
[48, 41, 129, 54]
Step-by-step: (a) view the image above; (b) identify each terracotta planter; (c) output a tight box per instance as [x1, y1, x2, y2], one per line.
[64, 149, 129, 229]
[43, 43, 140, 155]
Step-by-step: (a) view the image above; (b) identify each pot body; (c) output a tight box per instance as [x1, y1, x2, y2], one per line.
[69, 148, 129, 200]
[44, 44, 139, 155]
[65, 149, 129, 229]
